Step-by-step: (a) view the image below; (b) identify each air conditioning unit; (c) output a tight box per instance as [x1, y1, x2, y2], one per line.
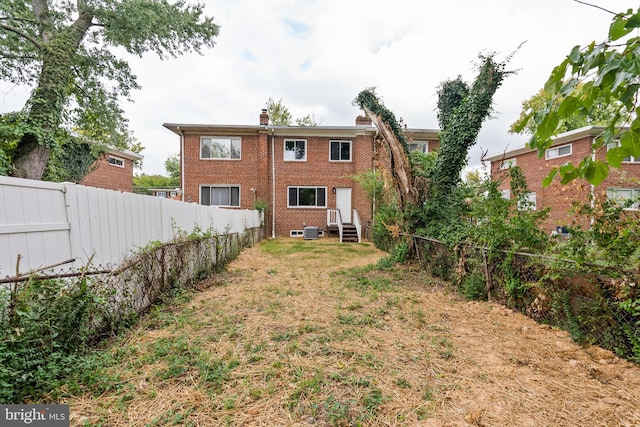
[303, 226, 319, 240]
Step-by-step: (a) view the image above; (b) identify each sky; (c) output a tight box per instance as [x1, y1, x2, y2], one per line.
[0, 0, 635, 176]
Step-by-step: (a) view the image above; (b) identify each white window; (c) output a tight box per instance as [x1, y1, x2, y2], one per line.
[607, 141, 640, 163]
[606, 188, 640, 210]
[201, 185, 240, 206]
[330, 140, 352, 161]
[288, 186, 326, 208]
[408, 141, 429, 153]
[284, 139, 306, 161]
[501, 189, 511, 199]
[201, 137, 241, 160]
[156, 191, 167, 198]
[499, 158, 516, 170]
[545, 144, 572, 160]
[518, 192, 537, 211]
[108, 155, 125, 168]
[169, 191, 177, 197]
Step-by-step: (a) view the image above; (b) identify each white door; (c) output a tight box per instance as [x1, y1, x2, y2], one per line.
[336, 188, 352, 223]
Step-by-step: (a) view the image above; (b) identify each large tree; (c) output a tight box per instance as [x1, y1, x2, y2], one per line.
[265, 97, 317, 126]
[517, 3, 640, 186]
[1, 0, 219, 180]
[510, 85, 626, 135]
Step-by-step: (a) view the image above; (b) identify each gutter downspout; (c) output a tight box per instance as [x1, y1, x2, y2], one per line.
[178, 126, 185, 202]
[372, 128, 379, 234]
[271, 128, 276, 238]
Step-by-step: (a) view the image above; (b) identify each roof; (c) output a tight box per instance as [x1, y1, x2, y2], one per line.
[107, 147, 144, 160]
[484, 126, 611, 162]
[163, 123, 440, 140]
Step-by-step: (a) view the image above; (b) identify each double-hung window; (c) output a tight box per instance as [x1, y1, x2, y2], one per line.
[606, 188, 640, 210]
[545, 144, 572, 160]
[288, 186, 326, 208]
[607, 141, 640, 163]
[284, 140, 306, 161]
[499, 158, 516, 170]
[201, 185, 240, 207]
[330, 140, 352, 161]
[408, 141, 429, 153]
[201, 137, 241, 160]
[517, 192, 537, 211]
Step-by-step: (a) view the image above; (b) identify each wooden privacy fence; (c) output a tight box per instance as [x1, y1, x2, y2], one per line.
[0, 176, 262, 279]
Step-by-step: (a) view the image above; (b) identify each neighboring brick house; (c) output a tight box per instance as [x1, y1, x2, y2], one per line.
[164, 111, 439, 240]
[80, 148, 143, 192]
[487, 126, 640, 233]
[150, 188, 182, 200]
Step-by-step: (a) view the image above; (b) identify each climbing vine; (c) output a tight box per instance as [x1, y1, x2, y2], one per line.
[431, 53, 513, 200]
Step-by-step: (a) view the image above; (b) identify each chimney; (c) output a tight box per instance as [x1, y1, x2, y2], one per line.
[356, 115, 371, 126]
[260, 109, 269, 126]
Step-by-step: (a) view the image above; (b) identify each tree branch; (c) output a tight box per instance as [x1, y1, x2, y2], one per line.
[0, 22, 41, 50]
[572, 0, 617, 15]
[0, 16, 37, 24]
[31, 0, 52, 43]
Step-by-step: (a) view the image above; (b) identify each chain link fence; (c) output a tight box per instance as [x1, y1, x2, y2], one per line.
[1, 228, 262, 338]
[409, 234, 640, 363]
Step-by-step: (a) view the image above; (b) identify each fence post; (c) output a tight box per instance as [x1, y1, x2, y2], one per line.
[482, 248, 492, 301]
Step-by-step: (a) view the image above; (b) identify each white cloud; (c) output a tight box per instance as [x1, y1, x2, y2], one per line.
[0, 0, 633, 175]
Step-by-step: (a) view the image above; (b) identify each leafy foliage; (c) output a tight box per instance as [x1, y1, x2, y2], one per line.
[0, 0, 220, 179]
[265, 97, 317, 126]
[165, 153, 180, 179]
[133, 173, 179, 195]
[517, 6, 640, 186]
[0, 277, 109, 403]
[354, 88, 409, 152]
[510, 85, 627, 135]
[431, 53, 513, 199]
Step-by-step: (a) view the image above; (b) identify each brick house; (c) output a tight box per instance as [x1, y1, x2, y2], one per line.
[486, 126, 640, 233]
[150, 188, 182, 200]
[80, 148, 143, 192]
[164, 111, 439, 240]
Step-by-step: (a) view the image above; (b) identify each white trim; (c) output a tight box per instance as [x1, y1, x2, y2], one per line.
[329, 140, 352, 162]
[499, 158, 516, 170]
[284, 139, 307, 161]
[108, 155, 125, 168]
[408, 141, 429, 153]
[200, 136, 242, 160]
[545, 143, 572, 160]
[200, 184, 241, 207]
[606, 187, 640, 210]
[287, 186, 327, 208]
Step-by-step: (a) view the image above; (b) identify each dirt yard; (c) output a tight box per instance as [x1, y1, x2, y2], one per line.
[66, 238, 640, 426]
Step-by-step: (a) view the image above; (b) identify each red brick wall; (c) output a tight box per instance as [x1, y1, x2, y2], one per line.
[81, 153, 135, 192]
[182, 131, 375, 238]
[492, 135, 640, 232]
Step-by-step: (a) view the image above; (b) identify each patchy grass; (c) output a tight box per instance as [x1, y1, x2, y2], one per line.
[50, 238, 640, 426]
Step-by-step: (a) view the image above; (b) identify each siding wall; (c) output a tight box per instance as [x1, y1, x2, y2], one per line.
[0, 176, 261, 278]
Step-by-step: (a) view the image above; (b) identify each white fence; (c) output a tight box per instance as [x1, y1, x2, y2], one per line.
[0, 176, 262, 278]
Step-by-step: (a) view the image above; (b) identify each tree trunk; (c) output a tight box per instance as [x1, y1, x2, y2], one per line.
[11, 1, 93, 180]
[12, 134, 50, 179]
[362, 105, 417, 209]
